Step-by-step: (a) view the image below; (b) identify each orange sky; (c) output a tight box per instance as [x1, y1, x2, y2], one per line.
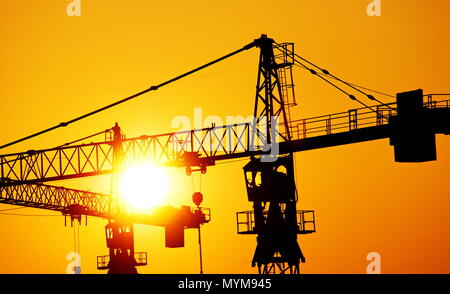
[0, 0, 449, 274]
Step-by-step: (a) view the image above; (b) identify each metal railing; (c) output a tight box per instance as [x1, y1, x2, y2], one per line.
[284, 94, 450, 140]
[194, 207, 211, 222]
[96, 252, 147, 270]
[236, 209, 316, 234]
[134, 252, 148, 266]
[96, 255, 109, 269]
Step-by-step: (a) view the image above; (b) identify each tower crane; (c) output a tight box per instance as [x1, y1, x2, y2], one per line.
[0, 123, 211, 274]
[0, 34, 449, 274]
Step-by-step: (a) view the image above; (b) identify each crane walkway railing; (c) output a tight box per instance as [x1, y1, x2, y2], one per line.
[236, 209, 316, 235]
[285, 94, 450, 140]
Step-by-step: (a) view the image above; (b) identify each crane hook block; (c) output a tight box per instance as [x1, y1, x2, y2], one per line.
[192, 192, 203, 207]
[200, 165, 207, 174]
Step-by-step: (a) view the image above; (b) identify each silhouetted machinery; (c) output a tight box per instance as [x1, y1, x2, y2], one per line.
[239, 155, 314, 274]
[0, 34, 449, 273]
[96, 205, 209, 274]
[390, 89, 438, 162]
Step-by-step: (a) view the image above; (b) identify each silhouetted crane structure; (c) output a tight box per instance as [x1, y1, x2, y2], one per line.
[0, 35, 449, 274]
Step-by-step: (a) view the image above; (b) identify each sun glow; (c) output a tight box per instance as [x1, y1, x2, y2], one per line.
[118, 163, 170, 211]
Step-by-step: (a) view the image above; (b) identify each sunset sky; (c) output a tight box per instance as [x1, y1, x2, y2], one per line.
[0, 0, 449, 274]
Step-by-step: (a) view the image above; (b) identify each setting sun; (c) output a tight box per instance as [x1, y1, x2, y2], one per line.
[118, 163, 170, 212]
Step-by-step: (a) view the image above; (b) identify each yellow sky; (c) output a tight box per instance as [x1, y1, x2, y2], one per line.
[0, 0, 449, 273]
